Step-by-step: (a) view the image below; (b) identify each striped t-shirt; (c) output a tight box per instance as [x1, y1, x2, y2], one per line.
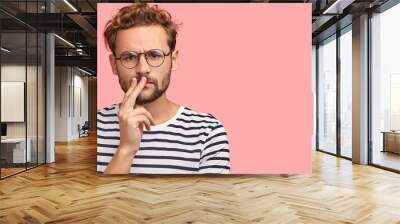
[97, 104, 230, 174]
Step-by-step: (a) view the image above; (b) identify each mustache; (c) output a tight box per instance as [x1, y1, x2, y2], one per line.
[123, 76, 157, 92]
[136, 76, 156, 84]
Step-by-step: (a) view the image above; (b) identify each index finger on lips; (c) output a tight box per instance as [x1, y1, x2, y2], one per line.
[129, 76, 147, 106]
[121, 77, 137, 111]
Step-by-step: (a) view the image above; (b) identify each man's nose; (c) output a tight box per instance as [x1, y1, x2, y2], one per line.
[136, 53, 150, 74]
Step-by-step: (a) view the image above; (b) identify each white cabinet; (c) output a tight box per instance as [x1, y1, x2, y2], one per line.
[1, 138, 32, 163]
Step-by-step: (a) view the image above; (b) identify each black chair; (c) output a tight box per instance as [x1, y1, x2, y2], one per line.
[78, 121, 90, 138]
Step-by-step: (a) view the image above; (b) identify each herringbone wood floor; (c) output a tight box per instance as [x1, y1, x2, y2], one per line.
[1, 134, 400, 224]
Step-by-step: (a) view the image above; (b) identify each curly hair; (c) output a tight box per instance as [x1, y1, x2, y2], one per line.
[104, 3, 180, 55]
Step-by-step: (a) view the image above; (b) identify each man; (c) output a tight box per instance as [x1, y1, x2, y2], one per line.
[97, 3, 230, 174]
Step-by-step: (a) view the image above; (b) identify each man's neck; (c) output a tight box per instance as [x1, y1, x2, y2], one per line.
[139, 94, 180, 126]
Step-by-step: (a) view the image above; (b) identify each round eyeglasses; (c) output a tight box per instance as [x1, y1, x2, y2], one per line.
[115, 49, 171, 69]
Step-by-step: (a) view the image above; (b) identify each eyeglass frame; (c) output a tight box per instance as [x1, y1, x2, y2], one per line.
[114, 49, 172, 69]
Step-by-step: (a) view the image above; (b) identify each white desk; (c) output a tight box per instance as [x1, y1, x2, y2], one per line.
[1, 138, 31, 163]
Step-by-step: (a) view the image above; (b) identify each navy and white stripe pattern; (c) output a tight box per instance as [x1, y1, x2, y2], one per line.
[97, 104, 230, 174]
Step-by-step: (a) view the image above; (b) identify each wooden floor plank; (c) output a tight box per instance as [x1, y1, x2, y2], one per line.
[0, 134, 399, 223]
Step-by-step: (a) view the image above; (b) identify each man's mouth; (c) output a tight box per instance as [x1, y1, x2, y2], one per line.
[144, 80, 154, 87]
[135, 77, 155, 87]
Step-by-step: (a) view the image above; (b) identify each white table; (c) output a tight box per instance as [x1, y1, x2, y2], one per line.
[1, 138, 31, 163]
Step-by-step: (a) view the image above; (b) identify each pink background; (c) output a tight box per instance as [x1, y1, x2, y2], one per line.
[97, 3, 312, 174]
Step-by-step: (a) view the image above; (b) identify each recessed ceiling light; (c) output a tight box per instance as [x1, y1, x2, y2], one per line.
[77, 67, 93, 76]
[54, 34, 75, 48]
[63, 0, 78, 12]
[1, 47, 11, 53]
[322, 0, 355, 15]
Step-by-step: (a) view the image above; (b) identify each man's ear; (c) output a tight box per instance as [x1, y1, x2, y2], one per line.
[109, 54, 118, 75]
[171, 50, 179, 71]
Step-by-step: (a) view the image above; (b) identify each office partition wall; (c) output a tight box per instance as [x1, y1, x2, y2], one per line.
[0, 0, 46, 179]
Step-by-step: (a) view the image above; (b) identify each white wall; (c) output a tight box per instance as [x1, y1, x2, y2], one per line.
[1, 65, 40, 138]
[1, 64, 46, 164]
[71, 71, 89, 139]
[1, 65, 25, 128]
[54, 66, 89, 141]
[55, 66, 69, 141]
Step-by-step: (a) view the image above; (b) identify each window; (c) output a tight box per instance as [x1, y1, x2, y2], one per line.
[370, 2, 400, 171]
[317, 35, 337, 154]
[339, 27, 352, 158]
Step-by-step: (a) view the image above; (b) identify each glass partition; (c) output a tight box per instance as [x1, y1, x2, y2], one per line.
[317, 35, 337, 155]
[0, 19, 28, 178]
[0, 0, 46, 179]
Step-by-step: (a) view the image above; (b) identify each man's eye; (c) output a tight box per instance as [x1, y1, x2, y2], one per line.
[122, 54, 137, 61]
[147, 52, 163, 59]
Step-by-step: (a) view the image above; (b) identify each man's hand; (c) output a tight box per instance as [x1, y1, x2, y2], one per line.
[118, 76, 154, 152]
[104, 76, 155, 174]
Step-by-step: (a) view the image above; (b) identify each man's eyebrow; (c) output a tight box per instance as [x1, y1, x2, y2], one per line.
[121, 49, 140, 53]
[120, 51, 137, 54]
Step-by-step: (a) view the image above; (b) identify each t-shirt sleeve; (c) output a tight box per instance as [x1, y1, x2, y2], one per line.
[199, 122, 230, 174]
